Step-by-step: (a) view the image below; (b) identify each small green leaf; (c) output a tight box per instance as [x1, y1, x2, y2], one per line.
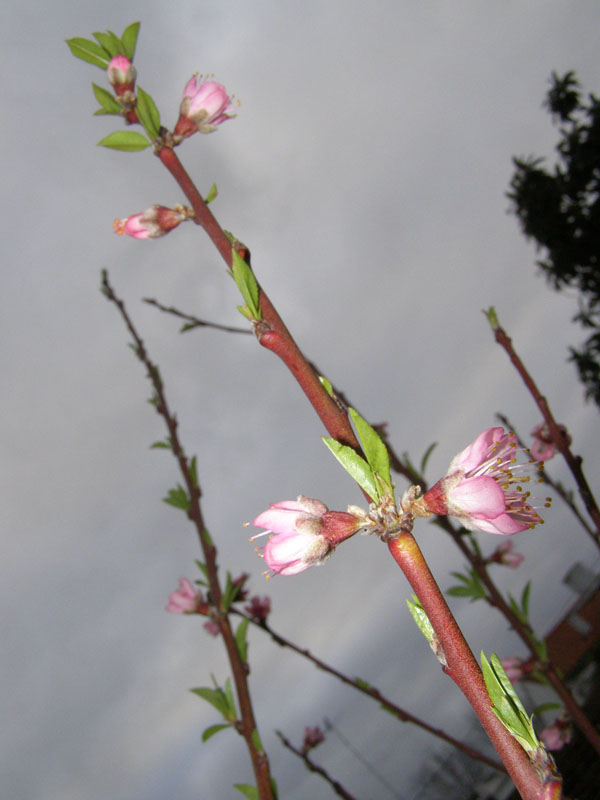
[318, 375, 334, 397]
[136, 86, 161, 139]
[235, 618, 249, 662]
[234, 786, 259, 800]
[481, 652, 539, 754]
[521, 581, 531, 618]
[483, 306, 500, 331]
[195, 560, 209, 581]
[420, 441, 438, 475]
[92, 83, 121, 114]
[188, 455, 199, 488]
[163, 485, 190, 511]
[120, 21, 140, 61]
[251, 728, 263, 752]
[66, 37, 110, 68]
[97, 130, 151, 151]
[150, 439, 171, 450]
[236, 305, 254, 321]
[354, 677, 371, 690]
[93, 30, 125, 58]
[191, 686, 231, 718]
[407, 596, 435, 641]
[202, 723, 232, 742]
[349, 408, 392, 494]
[231, 249, 261, 319]
[205, 183, 218, 204]
[322, 437, 378, 500]
[223, 678, 236, 718]
[533, 702, 562, 715]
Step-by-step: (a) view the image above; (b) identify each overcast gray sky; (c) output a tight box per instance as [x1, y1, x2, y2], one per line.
[3, 2, 600, 799]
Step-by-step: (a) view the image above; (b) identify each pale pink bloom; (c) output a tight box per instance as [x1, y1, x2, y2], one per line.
[489, 539, 525, 569]
[174, 74, 237, 137]
[244, 595, 271, 622]
[421, 428, 546, 535]
[113, 205, 189, 239]
[500, 656, 541, 683]
[530, 423, 556, 461]
[250, 496, 364, 576]
[500, 656, 527, 682]
[203, 619, 220, 637]
[107, 55, 136, 94]
[540, 712, 573, 751]
[302, 726, 325, 753]
[166, 577, 200, 614]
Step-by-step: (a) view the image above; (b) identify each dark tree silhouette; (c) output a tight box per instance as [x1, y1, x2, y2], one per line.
[508, 71, 600, 408]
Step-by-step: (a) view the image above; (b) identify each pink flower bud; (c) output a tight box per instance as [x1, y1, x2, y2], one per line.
[540, 712, 573, 751]
[420, 428, 549, 535]
[250, 496, 365, 576]
[174, 74, 237, 138]
[530, 422, 571, 462]
[113, 205, 190, 240]
[500, 655, 542, 683]
[488, 539, 525, 568]
[165, 577, 200, 614]
[203, 619, 221, 637]
[302, 726, 325, 753]
[244, 595, 271, 622]
[107, 55, 137, 95]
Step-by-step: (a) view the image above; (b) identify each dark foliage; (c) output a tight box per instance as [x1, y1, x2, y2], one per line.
[508, 71, 600, 408]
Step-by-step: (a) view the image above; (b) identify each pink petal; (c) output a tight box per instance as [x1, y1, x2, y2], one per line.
[448, 475, 506, 518]
[448, 427, 503, 473]
[253, 507, 302, 534]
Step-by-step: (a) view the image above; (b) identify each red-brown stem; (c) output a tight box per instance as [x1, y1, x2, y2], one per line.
[157, 146, 362, 452]
[102, 273, 274, 800]
[492, 323, 600, 549]
[236, 611, 505, 772]
[388, 533, 559, 800]
[276, 731, 358, 800]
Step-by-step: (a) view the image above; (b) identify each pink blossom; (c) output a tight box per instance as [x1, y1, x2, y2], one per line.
[530, 422, 570, 462]
[244, 595, 271, 622]
[203, 619, 220, 637]
[250, 496, 365, 576]
[166, 577, 200, 614]
[113, 205, 190, 239]
[420, 427, 547, 535]
[540, 712, 573, 751]
[488, 539, 525, 569]
[107, 55, 136, 94]
[174, 74, 237, 138]
[302, 726, 325, 753]
[500, 656, 542, 683]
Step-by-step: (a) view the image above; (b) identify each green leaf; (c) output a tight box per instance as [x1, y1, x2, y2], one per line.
[188, 455, 198, 488]
[120, 22, 140, 61]
[136, 86, 161, 139]
[92, 83, 121, 114]
[231, 249, 261, 320]
[349, 408, 392, 494]
[407, 596, 435, 641]
[354, 677, 371, 691]
[150, 439, 171, 450]
[93, 30, 125, 58]
[66, 37, 110, 68]
[318, 375, 334, 397]
[251, 727, 263, 752]
[191, 686, 231, 718]
[97, 130, 151, 151]
[533, 702, 562, 715]
[195, 560, 209, 582]
[235, 618, 249, 662]
[236, 305, 254, 322]
[480, 652, 539, 754]
[521, 581, 531, 618]
[322, 437, 378, 500]
[202, 723, 232, 742]
[420, 441, 438, 475]
[163, 485, 190, 511]
[205, 183, 218, 204]
[234, 786, 259, 800]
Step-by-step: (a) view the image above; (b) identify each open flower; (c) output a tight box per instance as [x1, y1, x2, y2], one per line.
[174, 74, 237, 138]
[487, 539, 525, 568]
[165, 577, 201, 614]
[113, 204, 191, 239]
[419, 427, 548, 535]
[250, 496, 366, 576]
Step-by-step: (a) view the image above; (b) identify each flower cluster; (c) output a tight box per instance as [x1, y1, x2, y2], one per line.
[113, 204, 192, 239]
[417, 427, 548, 535]
[250, 496, 367, 576]
[174, 74, 238, 138]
